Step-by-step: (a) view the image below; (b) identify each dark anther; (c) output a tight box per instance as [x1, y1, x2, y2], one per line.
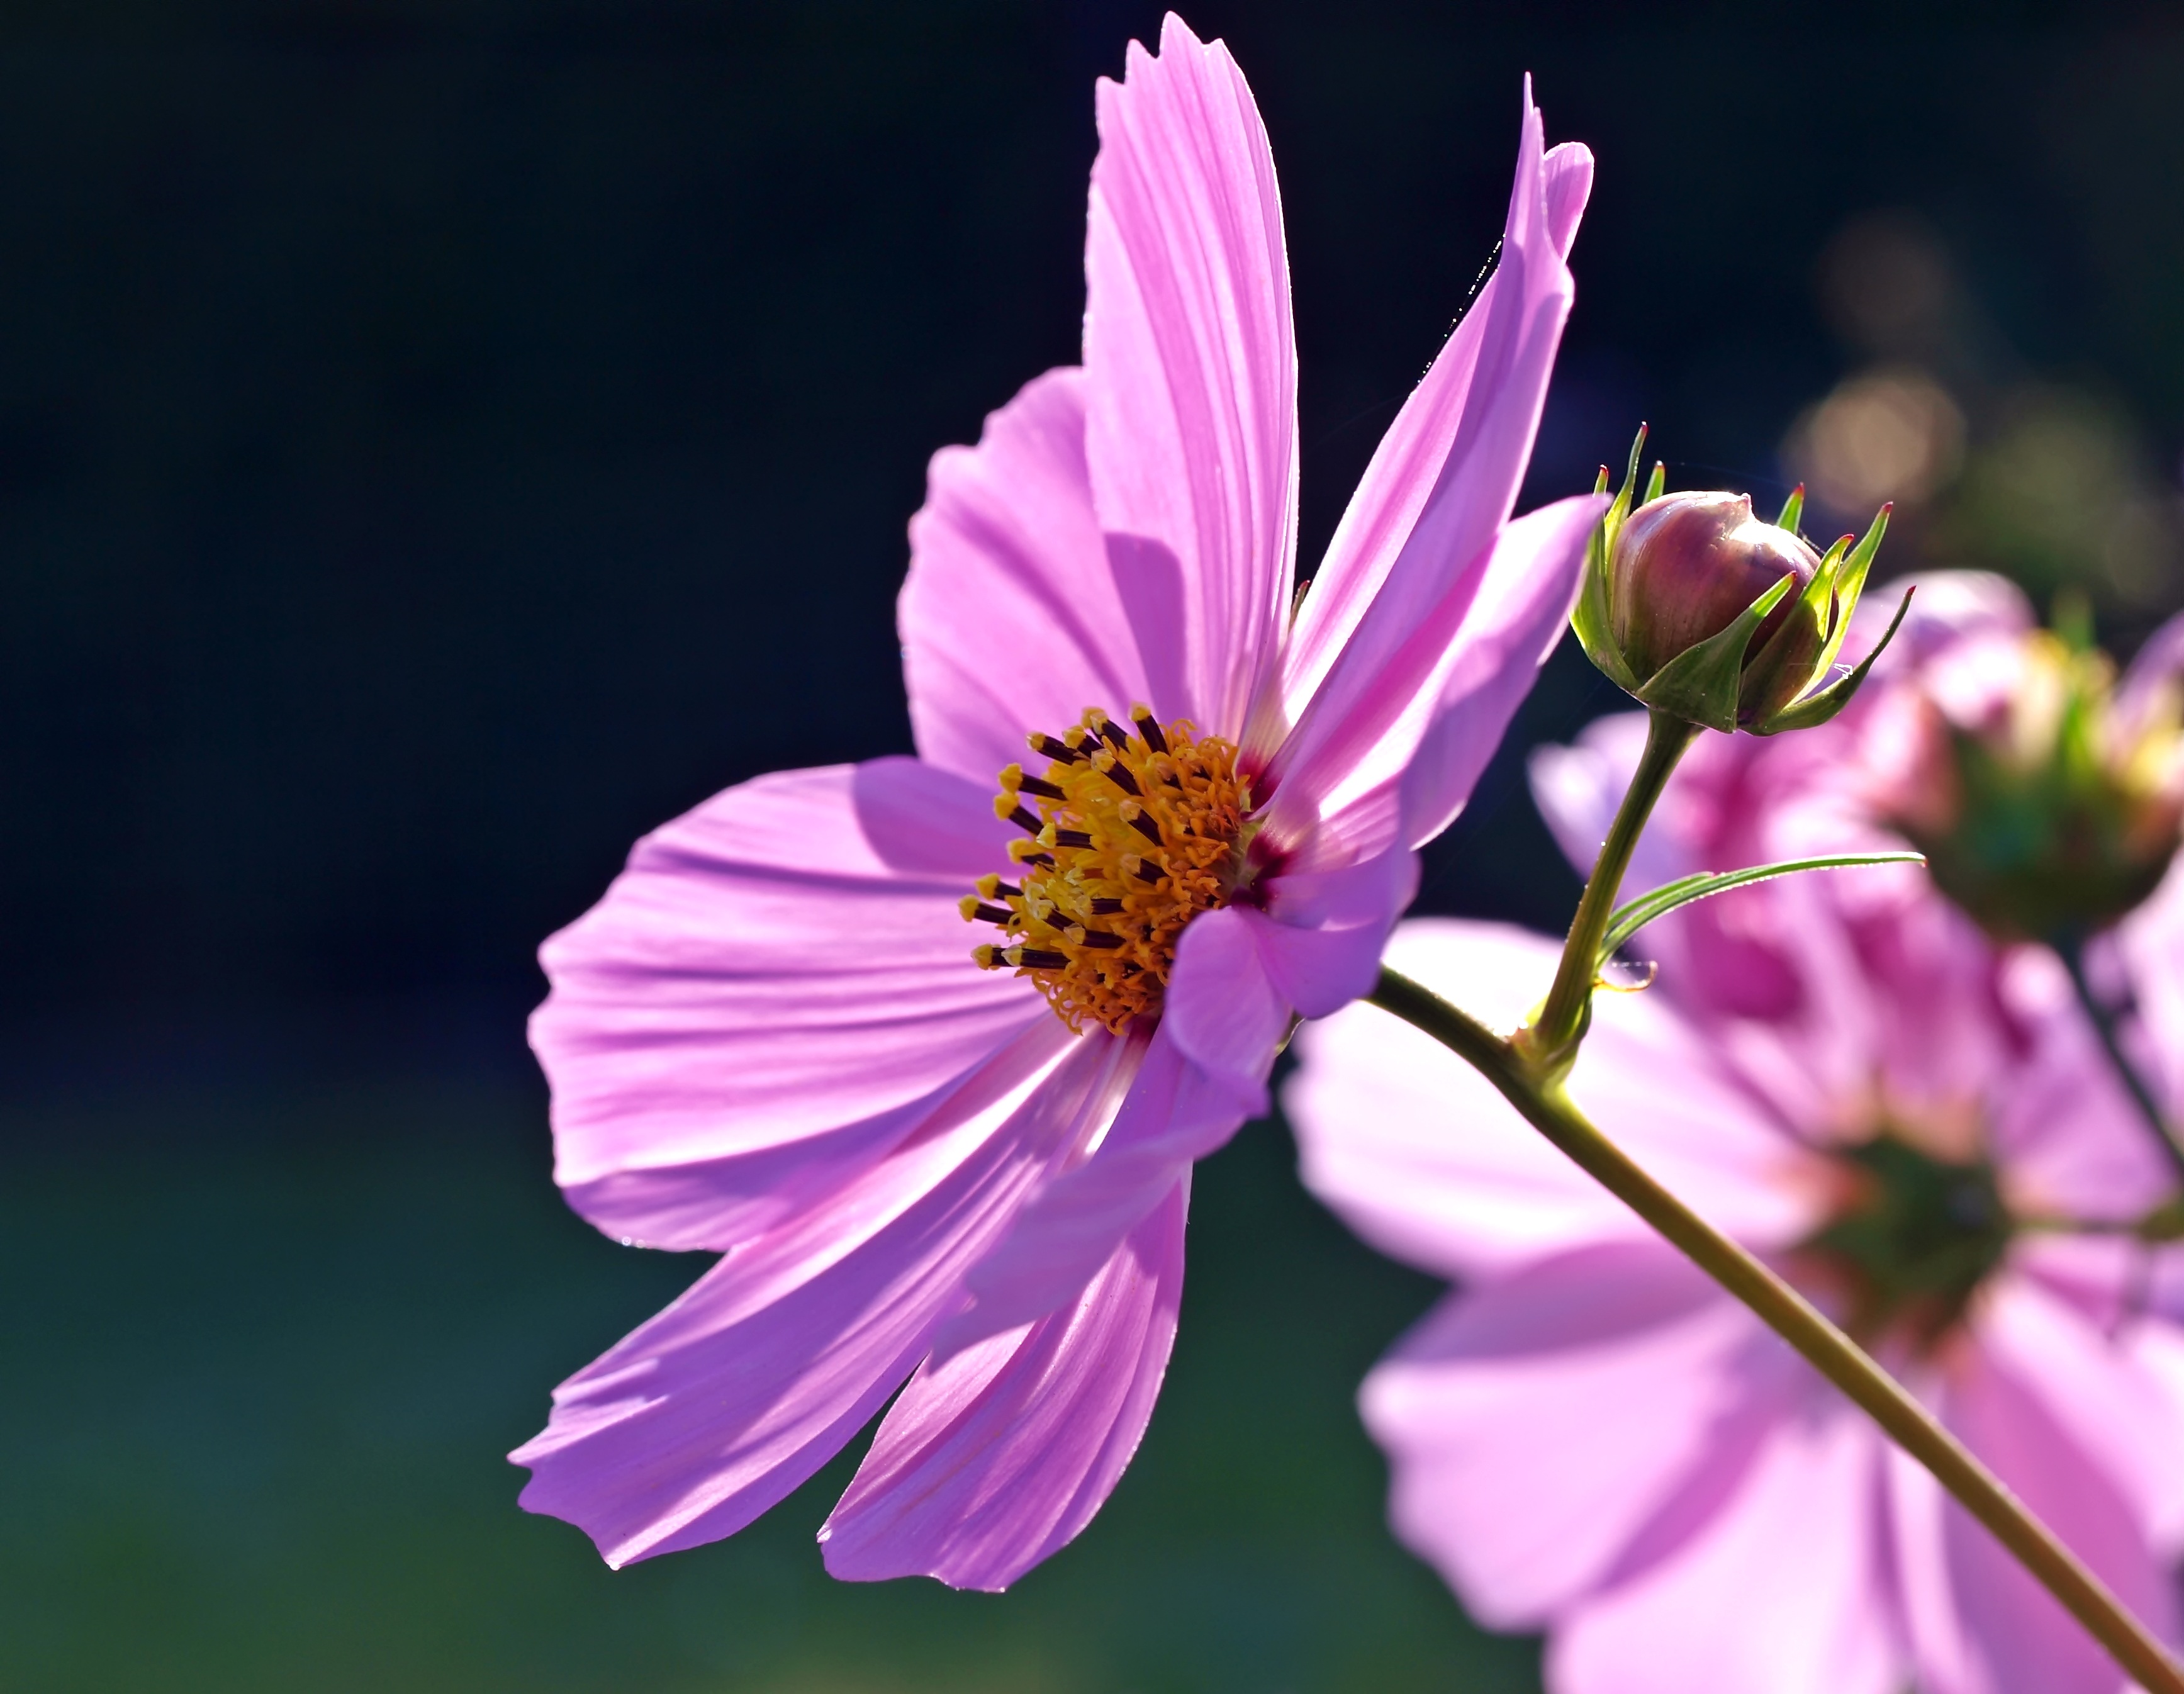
[1133, 713, 1168, 754]
[1129, 812, 1163, 844]
[1099, 720, 1131, 751]
[1090, 897, 1124, 914]
[1163, 772, 1183, 788]
[1130, 860, 1163, 882]
[1011, 948, 1069, 970]
[1073, 734, 1103, 757]
[1103, 763, 1142, 796]
[1021, 851, 1055, 867]
[992, 880, 1022, 898]
[1031, 734, 1087, 764]
[1053, 828, 1095, 850]
[1017, 775, 1067, 800]
[970, 903, 1013, 925]
[1007, 805, 1041, 834]
[1077, 929, 1125, 949]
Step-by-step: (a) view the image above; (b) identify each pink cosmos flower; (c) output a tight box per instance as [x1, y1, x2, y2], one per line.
[510, 14, 1604, 1591]
[1290, 717, 2184, 1694]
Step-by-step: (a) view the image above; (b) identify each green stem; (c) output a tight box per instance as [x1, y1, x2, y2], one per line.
[1528, 709, 1698, 1067]
[2054, 932, 2184, 1187]
[1367, 965, 2184, 1694]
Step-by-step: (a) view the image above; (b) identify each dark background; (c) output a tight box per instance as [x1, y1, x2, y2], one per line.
[8, 3, 2183, 1690]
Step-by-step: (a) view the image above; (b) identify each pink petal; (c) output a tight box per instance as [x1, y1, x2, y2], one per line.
[530, 758, 1048, 1251]
[1527, 710, 1689, 892]
[1395, 493, 1604, 846]
[1548, 1394, 1898, 1694]
[1250, 850, 1421, 1018]
[509, 1029, 1132, 1568]
[1991, 944, 2175, 1225]
[1084, 16, 1295, 737]
[900, 367, 1155, 787]
[1892, 1305, 2181, 1694]
[2115, 605, 2184, 741]
[819, 1174, 1187, 1590]
[1277, 85, 1586, 744]
[1360, 1243, 1768, 1629]
[1158, 903, 1292, 1104]
[1856, 568, 2034, 678]
[938, 912, 1283, 1351]
[2116, 858, 2184, 1118]
[1258, 492, 1602, 858]
[1289, 921, 1830, 1283]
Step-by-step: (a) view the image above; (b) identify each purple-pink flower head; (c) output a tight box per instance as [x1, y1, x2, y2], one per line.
[1291, 721, 2184, 1694]
[510, 15, 1603, 1591]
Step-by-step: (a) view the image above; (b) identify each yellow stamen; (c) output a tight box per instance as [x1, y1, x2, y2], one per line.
[966, 704, 1251, 1035]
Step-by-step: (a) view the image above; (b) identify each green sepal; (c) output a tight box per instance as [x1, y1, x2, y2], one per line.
[1632, 570, 1798, 732]
[1642, 459, 1666, 504]
[1569, 426, 1649, 692]
[1776, 483, 1806, 534]
[1749, 585, 1915, 736]
[1742, 532, 1850, 710]
[1598, 850, 1928, 963]
[1808, 503, 1893, 680]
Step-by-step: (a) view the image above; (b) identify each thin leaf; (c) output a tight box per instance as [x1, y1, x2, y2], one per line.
[1776, 484, 1806, 534]
[1643, 459, 1666, 504]
[1599, 851, 1927, 960]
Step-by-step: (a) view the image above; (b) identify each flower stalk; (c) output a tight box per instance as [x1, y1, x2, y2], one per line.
[1521, 705, 1697, 1074]
[2054, 929, 2184, 1187]
[1367, 963, 2184, 1694]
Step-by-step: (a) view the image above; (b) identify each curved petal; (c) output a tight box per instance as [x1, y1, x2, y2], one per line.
[1548, 1396, 1898, 1694]
[530, 758, 1046, 1251]
[1084, 15, 1295, 738]
[1289, 921, 1830, 1283]
[1258, 493, 1601, 857]
[1396, 493, 1603, 847]
[510, 1028, 1129, 1568]
[937, 911, 1280, 1352]
[900, 367, 1155, 786]
[1360, 1243, 1767, 1630]
[1277, 84, 1585, 743]
[819, 1173, 1187, 1590]
[1250, 846, 1421, 1018]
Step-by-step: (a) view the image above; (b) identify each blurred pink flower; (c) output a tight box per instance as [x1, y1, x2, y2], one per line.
[510, 15, 1603, 1590]
[1291, 714, 2184, 1693]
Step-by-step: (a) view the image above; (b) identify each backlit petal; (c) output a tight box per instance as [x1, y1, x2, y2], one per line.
[510, 1029, 1128, 1568]
[819, 1174, 1187, 1590]
[1273, 83, 1582, 754]
[1548, 1396, 1896, 1694]
[1361, 1244, 1764, 1629]
[901, 368, 1155, 785]
[532, 758, 1046, 1251]
[1084, 16, 1294, 737]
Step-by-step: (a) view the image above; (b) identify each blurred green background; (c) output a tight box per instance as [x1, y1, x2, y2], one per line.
[9, 1, 2184, 1688]
[4, 1087, 1528, 1693]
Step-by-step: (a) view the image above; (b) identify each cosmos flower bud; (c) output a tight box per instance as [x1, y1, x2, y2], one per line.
[1883, 617, 2184, 940]
[1572, 427, 1907, 734]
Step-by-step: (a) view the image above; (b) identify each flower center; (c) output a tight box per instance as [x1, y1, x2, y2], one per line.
[1796, 1133, 2013, 1354]
[965, 705, 1250, 1035]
